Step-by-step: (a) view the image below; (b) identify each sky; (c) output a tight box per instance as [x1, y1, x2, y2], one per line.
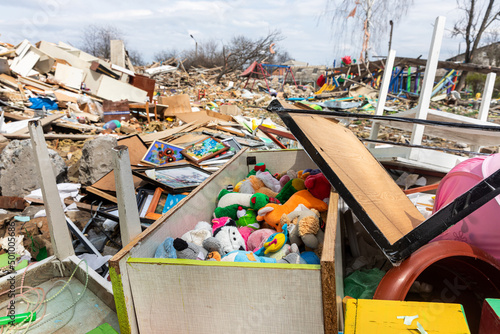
[0, 0, 469, 66]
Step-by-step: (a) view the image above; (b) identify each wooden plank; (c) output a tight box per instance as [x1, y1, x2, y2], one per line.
[479, 72, 496, 122]
[11, 51, 40, 77]
[369, 49, 396, 148]
[86, 186, 118, 203]
[403, 182, 440, 195]
[3, 133, 97, 140]
[12, 113, 64, 136]
[112, 146, 142, 245]
[395, 56, 500, 75]
[411, 16, 446, 146]
[110, 40, 126, 68]
[0, 74, 19, 90]
[321, 192, 340, 333]
[284, 114, 424, 244]
[28, 120, 74, 259]
[126, 260, 323, 333]
[139, 122, 195, 143]
[54, 63, 84, 89]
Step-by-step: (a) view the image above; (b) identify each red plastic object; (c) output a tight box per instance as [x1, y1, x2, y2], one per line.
[479, 299, 500, 334]
[374, 240, 500, 333]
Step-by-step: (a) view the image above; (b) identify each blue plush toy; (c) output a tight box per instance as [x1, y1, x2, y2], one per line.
[221, 250, 306, 264]
[154, 237, 177, 259]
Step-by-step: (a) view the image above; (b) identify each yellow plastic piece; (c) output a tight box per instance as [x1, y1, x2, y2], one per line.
[344, 299, 470, 333]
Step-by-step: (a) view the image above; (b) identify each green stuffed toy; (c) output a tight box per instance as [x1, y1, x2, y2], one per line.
[214, 189, 276, 219]
[276, 178, 306, 203]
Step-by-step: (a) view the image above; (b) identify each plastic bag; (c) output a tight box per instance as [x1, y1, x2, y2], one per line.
[344, 267, 386, 299]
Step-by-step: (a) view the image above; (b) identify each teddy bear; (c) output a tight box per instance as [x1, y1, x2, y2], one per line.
[280, 204, 324, 250]
[257, 190, 328, 232]
[221, 250, 306, 264]
[304, 173, 331, 202]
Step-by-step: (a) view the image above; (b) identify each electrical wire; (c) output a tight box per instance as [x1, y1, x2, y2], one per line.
[0, 260, 88, 333]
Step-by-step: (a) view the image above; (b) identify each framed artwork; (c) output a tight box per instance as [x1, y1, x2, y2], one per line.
[141, 140, 185, 166]
[145, 188, 169, 220]
[132, 164, 212, 192]
[180, 137, 229, 163]
[221, 137, 242, 151]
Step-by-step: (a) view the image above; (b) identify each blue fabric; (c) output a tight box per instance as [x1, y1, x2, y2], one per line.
[154, 237, 177, 259]
[29, 97, 58, 110]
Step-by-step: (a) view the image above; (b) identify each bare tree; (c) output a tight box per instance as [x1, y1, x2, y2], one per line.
[452, 0, 500, 90]
[215, 30, 285, 83]
[80, 25, 123, 59]
[154, 49, 179, 63]
[128, 49, 146, 66]
[324, 0, 413, 62]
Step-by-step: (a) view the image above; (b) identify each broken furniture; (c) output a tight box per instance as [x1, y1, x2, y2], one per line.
[109, 149, 345, 333]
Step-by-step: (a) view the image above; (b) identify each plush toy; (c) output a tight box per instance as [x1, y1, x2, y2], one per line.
[254, 224, 289, 256]
[207, 217, 246, 254]
[278, 170, 298, 188]
[173, 238, 208, 260]
[300, 251, 320, 264]
[154, 237, 177, 258]
[221, 250, 306, 264]
[180, 221, 212, 246]
[238, 226, 254, 249]
[257, 190, 329, 232]
[246, 163, 270, 177]
[305, 173, 331, 201]
[281, 205, 324, 249]
[246, 228, 275, 252]
[214, 190, 278, 219]
[236, 208, 259, 229]
[276, 178, 306, 203]
[237, 172, 281, 198]
[298, 168, 321, 180]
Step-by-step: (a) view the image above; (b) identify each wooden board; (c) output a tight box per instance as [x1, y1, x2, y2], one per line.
[282, 114, 424, 245]
[344, 299, 470, 333]
[175, 110, 233, 125]
[127, 259, 323, 334]
[321, 192, 339, 333]
[139, 122, 195, 144]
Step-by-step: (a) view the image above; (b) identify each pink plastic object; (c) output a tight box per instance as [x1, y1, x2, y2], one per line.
[431, 153, 500, 262]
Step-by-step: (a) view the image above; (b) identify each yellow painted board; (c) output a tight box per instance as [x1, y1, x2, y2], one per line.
[345, 299, 470, 334]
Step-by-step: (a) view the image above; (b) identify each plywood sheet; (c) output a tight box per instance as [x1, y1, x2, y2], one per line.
[127, 260, 324, 334]
[284, 114, 424, 245]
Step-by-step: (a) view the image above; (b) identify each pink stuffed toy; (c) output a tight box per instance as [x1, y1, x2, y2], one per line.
[305, 173, 331, 201]
[246, 228, 275, 252]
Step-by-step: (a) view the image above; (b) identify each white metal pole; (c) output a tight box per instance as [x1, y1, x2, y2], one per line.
[410, 16, 446, 145]
[478, 72, 496, 122]
[368, 49, 396, 148]
[112, 145, 142, 245]
[28, 120, 74, 259]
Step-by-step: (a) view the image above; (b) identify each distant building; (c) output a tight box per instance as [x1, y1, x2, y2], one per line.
[447, 42, 500, 67]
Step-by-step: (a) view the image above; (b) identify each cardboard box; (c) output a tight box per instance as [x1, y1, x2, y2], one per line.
[103, 99, 131, 123]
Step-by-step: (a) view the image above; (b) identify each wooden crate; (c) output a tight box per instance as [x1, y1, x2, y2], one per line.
[109, 149, 345, 334]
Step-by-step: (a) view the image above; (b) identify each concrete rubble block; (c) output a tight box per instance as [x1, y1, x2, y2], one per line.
[0, 140, 67, 197]
[79, 136, 118, 186]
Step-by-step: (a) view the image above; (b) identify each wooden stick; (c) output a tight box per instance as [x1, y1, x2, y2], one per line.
[28, 120, 74, 259]
[112, 145, 142, 245]
[403, 183, 440, 195]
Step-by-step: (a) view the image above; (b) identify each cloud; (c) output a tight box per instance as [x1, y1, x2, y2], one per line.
[0, 0, 472, 66]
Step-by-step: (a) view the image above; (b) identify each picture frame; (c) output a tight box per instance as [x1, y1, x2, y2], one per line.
[145, 188, 169, 220]
[141, 140, 185, 166]
[97, 187, 156, 228]
[132, 164, 212, 193]
[180, 137, 229, 163]
[221, 137, 242, 151]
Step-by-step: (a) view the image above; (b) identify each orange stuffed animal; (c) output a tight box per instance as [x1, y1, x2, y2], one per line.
[256, 189, 328, 232]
